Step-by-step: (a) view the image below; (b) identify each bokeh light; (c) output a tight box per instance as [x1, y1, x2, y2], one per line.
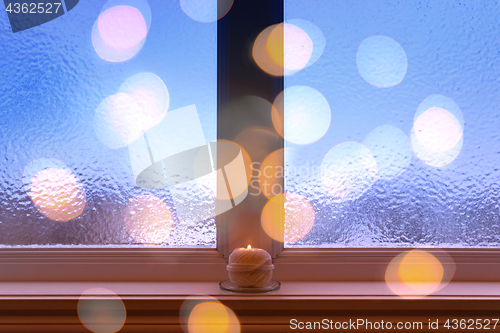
[98, 6, 147, 49]
[321, 142, 378, 200]
[234, 128, 281, 197]
[414, 107, 462, 153]
[188, 302, 234, 333]
[267, 23, 313, 72]
[31, 169, 78, 210]
[363, 124, 411, 180]
[411, 95, 464, 167]
[94, 93, 147, 149]
[253, 24, 283, 76]
[259, 149, 284, 199]
[118, 73, 170, 130]
[213, 140, 252, 201]
[101, 0, 152, 30]
[123, 194, 174, 244]
[261, 192, 315, 243]
[224, 306, 240, 333]
[356, 35, 407, 88]
[92, 20, 145, 62]
[78, 288, 126, 333]
[253, 22, 317, 76]
[272, 86, 331, 145]
[222, 96, 275, 140]
[23, 158, 86, 222]
[193, 140, 252, 201]
[411, 127, 463, 168]
[180, 0, 234, 23]
[285, 19, 326, 70]
[234, 127, 281, 164]
[92, 0, 151, 62]
[414, 94, 464, 127]
[385, 250, 456, 299]
[180, 295, 219, 332]
[180, 295, 240, 333]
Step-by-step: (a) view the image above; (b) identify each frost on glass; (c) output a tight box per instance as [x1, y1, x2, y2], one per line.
[284, 1, 500, 247]
[0, 1, 217, 247]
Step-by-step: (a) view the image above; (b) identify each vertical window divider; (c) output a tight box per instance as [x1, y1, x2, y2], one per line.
[216, 0, 284, 259]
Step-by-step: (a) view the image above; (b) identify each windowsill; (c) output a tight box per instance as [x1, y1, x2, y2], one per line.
[0, 281, 499, 300]
[2, 248, 500, 282]
[1, 281, 499, 332]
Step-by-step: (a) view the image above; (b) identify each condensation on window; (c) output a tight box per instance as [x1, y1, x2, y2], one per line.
[0, 1, 218, 247]
[281, 1, 500, 247]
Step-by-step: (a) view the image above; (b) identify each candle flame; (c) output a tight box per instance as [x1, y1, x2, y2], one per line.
[247, 245, 251, 249]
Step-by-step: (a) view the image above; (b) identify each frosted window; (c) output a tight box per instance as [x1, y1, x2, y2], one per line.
[283, 1, 500, 247]
[0, 1, 216, 247]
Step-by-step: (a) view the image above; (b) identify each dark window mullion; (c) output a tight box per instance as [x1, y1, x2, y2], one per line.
[217, 0, 284, 258]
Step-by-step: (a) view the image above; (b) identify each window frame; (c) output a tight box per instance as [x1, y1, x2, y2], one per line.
[1, 247, 498, 283]
[273, 248, 500, 282]
[0, 0, 498, 290]
[215, 0, 500, 287]
[0, 0, 282, 283]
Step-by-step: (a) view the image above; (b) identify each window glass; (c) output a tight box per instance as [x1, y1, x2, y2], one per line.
[280, 0, 500, 247]
[0, 0, 217, 247]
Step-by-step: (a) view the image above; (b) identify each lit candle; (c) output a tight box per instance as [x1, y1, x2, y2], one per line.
[227, 245, 274, 287]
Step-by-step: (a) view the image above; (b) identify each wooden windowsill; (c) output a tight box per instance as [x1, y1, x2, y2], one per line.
[0, 281, 499, 300]
[1, 281, 499, 332]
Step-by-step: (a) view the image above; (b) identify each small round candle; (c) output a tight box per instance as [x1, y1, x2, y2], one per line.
[227, 245, 273, 287]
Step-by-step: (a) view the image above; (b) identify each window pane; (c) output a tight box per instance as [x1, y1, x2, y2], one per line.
[0, 1, 217, 247]
[282, 0, 500, 247]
